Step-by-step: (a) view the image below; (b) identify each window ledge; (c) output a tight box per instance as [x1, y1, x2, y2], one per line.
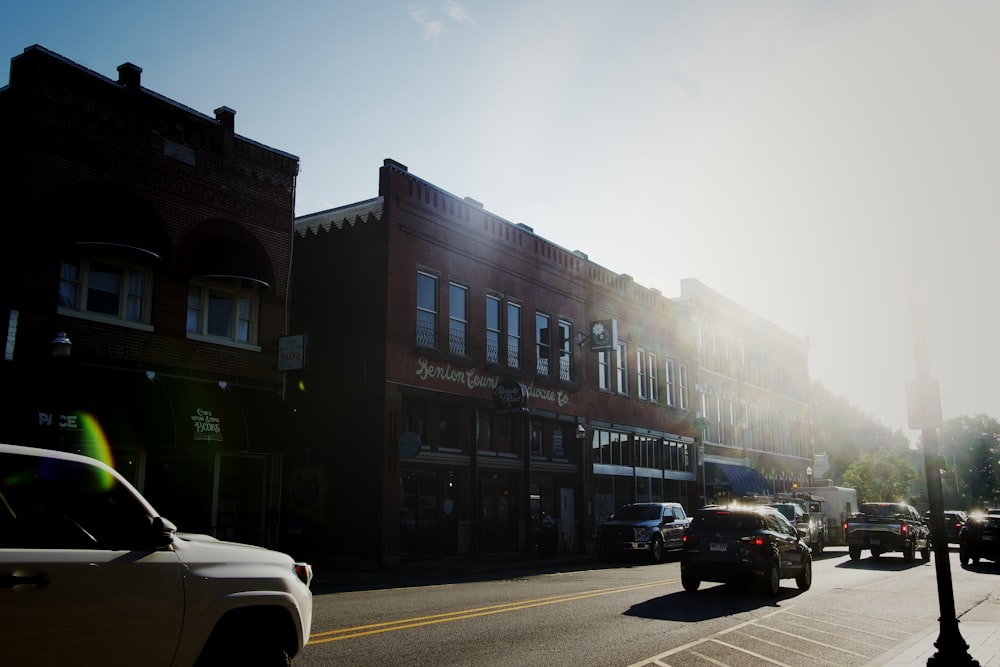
[185, 332, 261, 352]
[57, 307, 154, 332]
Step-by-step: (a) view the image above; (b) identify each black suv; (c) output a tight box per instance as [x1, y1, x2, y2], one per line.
[680, 505, 812, 597]
[959, 514, 1000, 565]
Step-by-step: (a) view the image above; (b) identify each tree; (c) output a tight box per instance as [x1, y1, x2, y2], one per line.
[931, 414, 1000, 510]
[841, 449, 919, 504]
[811, 382, 911, 484]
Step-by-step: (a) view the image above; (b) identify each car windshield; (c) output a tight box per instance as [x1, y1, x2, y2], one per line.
[615, 505, 661, 521]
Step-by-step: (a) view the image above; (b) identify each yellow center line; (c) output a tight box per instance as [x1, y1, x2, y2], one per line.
[308, 578, 678, 645]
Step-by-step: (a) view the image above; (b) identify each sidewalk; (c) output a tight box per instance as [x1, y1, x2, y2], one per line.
[874, 585, 1000, 666]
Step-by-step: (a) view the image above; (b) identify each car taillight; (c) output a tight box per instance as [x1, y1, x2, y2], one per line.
[683, 533, 698, 545]
[901, 524, 908, 536]
[751, 536, 765, 547]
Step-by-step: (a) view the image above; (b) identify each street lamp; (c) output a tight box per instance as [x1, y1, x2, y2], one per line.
[51, 331, 72, 358]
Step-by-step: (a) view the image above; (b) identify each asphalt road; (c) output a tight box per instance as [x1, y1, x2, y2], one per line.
[298, 546, 1000, 667]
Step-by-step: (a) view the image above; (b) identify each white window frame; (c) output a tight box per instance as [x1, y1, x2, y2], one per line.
[598, 351, 611, 391]
[636, 348, 648, 400]
[186, 280, 260, 350]
[58, 256, 153, 331]
[536, 312, 551, 376]
[678, 363, 689, 410]
[615, 341, 628, 395]
[557, 319, 572, 381]
[648, 352, 659, 403]
[664, 358, 676, 407]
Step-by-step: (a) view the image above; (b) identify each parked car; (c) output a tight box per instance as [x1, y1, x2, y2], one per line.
[959, 514, 1000, 566]
[923, 509, 967, 543]
[596, 502, 691, 563]
[0, 443, 313, 666]
[680, 504, 812, 597]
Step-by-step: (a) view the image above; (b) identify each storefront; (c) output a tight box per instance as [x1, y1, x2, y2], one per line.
[0, 361, 290, 547]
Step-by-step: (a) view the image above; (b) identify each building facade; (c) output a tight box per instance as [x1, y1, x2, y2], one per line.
[0, 45, 299, 548]
[291, 160, 793, 567]
[678, 279, 813, 504]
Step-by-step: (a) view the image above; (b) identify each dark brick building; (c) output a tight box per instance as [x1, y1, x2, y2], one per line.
[0, 45, 299, 548]
[290, 159, 706, 567]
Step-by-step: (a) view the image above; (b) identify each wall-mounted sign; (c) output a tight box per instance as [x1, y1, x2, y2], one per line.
[590, 319, 618, 351]
[277, 334, 306, 371]
[492, 378, 528, 411]
[398, 431, 422, 458]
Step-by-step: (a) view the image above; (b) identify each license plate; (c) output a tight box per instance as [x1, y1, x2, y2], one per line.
[870, 539, 880, 545]
[710, 542, 727, 552]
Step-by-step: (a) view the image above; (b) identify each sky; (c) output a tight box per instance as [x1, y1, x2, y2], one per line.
[4, 1, 999, 439]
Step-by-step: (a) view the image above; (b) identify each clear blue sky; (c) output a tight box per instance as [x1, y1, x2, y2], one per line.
[4, 1, 999, 439]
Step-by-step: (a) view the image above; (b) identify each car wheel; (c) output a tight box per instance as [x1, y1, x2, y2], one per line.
[972, 556, 981, 565]
[960, 549, 969, 566]
[921, 545, 931, 561]
[796, 557, 812, 591]
[681, 574, 700, 592]
[761, 561, 781, 597]
[650, 537, 664, 564]
[814, 535, 824, 556]
[871, 548, 882, 559]
[903, 543, 915, 563]
[849, 545, 861, 561]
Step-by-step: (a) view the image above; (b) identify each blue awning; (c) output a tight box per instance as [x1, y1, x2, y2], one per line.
[707, 462, 770, 497]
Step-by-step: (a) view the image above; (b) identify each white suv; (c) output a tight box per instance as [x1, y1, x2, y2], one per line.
[0, 443, 313, 666]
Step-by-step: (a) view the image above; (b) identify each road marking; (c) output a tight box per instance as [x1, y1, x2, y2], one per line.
[308, 578, 678, 644]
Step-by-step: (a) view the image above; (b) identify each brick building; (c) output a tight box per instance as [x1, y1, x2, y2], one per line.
[678, 278, 813, 502]
[0, 45, 299, 548]
[290, 160, 711, 566]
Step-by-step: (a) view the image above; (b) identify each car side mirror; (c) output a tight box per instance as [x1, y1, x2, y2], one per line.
[150, 516, 177, 549]
[662, 516, 674, 524]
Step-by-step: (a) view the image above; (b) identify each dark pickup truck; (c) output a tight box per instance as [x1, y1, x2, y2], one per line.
[845, 502, 931, 562]
[596, 502, 691, 563]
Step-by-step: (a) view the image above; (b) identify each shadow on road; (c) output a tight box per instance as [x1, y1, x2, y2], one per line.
[623, 583, 804, 622]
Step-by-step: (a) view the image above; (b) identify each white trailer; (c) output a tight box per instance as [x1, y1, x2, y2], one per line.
[796, 485, 858, 546]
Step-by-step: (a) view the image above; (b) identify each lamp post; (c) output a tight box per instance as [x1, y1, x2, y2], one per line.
[908, 271, 978, 666]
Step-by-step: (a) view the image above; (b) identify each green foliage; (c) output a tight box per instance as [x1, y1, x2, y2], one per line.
[929, 414, 1000, 510]
[810, 382, 911, 485]
[841, 449, 919, 503]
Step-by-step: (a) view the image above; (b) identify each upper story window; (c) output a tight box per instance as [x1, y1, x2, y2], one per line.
[186, 280, 259, 347]
[636, 348, 648, 399]
[535, 312, 551, 376]
[598, 351, 611, 391]
[648, 352, 659, 403]
[416, 271, 438, 348]
[664, 358, 676, 407]
[486, 295, 501, 364]
[615, 341, 628, 395]
[506, 302, 521, 369]
[58, 256, 152, 327]
[678, 363, 689, 410]
[557, 319, 572, 381]
[448, 282, 468, 356]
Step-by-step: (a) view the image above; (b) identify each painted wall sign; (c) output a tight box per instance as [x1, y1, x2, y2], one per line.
[189, 408, 223, 442]
[414, 356, 571, 408]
